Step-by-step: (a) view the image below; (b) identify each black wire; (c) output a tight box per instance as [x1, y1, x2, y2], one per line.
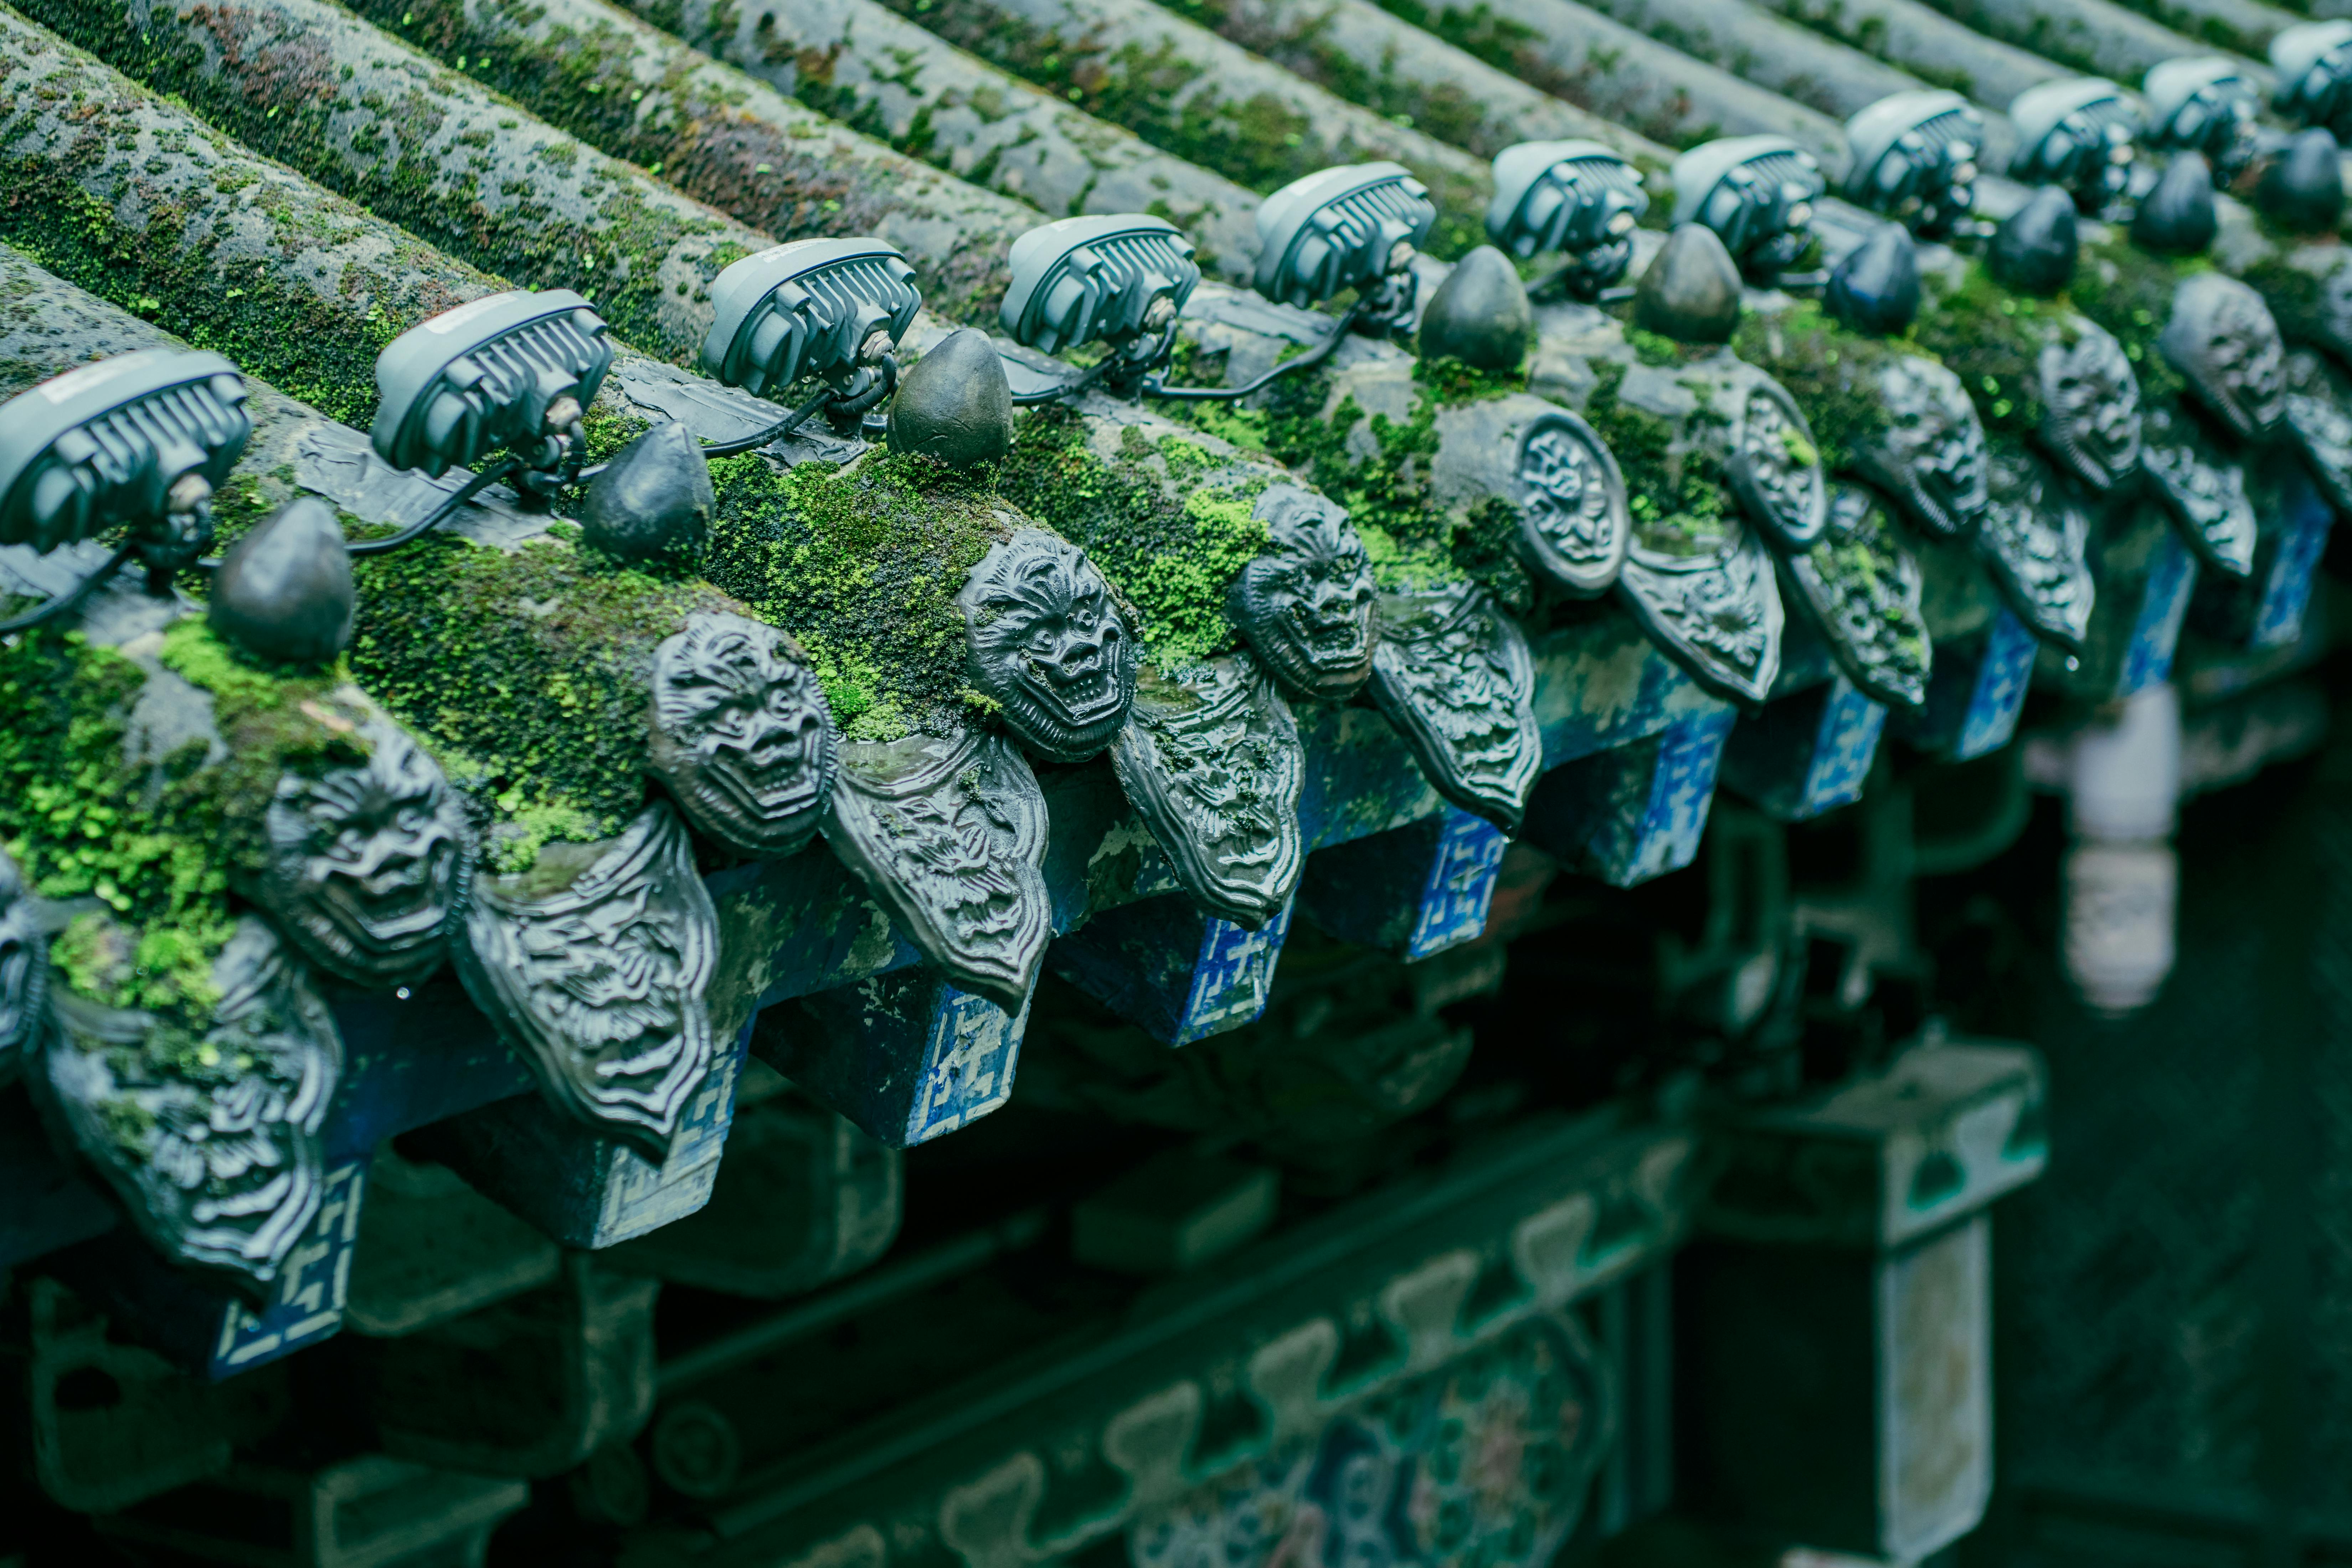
[0, 539, 139, 635]
[346, 457, 523, 558]
[1142, 301, 1366, 402]
[1010, 354, 1116, 406]
[700, 382, 843, 459]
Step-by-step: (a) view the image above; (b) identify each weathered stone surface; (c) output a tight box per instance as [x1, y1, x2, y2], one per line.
[580, 424, 716, 562]
[2036, 323, 2143, 493]
[0, 848, 43, 1082]
[1780, 484, 1931, 709]
[2260, 129, 2350, 235]
[1635, 225, 1745, 345]
[1975, 446, 2094, 651]
[1228, 486, 1378, 701]
[1855, 355, 1990, 539]
[819, 729, 1052, 1013]
[1369, 583, 1542, 830]
[2129, 152, 2219, 257]
[2138, 400, 2256, 578]
[890, 329, 1014, 469]
[247, 710, 474, 990]
[1419, 247, 1535, 371]
[2160, 273, 2287, 442]
[1110, 654, 1306, 930]
[207, 499, 355, 665]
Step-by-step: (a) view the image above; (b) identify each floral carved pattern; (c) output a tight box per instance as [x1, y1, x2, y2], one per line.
[1369, 584, 1542, 830]
[822, 729, 1052, 1013]
[1110, 653, 1305, 930]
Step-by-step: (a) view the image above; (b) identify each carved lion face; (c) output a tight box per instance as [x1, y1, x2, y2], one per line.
[258, 720, 468, 988]
[2162, 273, 2286, 443]
[957, 529, 1137, 765]
[1228, 486, 1377, 701]
[649, 611, 837, 857]
[2036, 328, 2142, 491]
[1860, 356, 1990, 536]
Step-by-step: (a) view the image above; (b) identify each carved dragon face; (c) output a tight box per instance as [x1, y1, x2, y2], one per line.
[650, 611, 836, 857]
[259, 721, 467, 987]
[1861, 355, 1990, 536]
[2036, 328, 2142, 491]
[957, 529, 1137, 764]
[1229, 486, 1376, 700]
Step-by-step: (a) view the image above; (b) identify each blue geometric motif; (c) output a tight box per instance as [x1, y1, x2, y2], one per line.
[1174, 900, 1296, 1046]
[209, 1156, 367, 1377]
[2252, 495, 2334, 648]
[1624, 711, 1735, 883]
[2121, 531, 2196, 696]
[1795, 678, 1887, 817]
[1405, 811, 1508, 960]
[1956, 611, 2037, 761]
[913, 987, 1032, 1142]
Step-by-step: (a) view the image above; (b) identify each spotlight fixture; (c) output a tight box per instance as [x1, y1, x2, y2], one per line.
[1842, 91, 1983, 238]
[2273, 21, 2352, 141]
[360, 289, 618, 555]
[2008, 78, 2142, 214]
[999, 214, 1202, 400]
[0, 348, 250, 630]
[2142, 56, 2263, 177]
[1487, 140, 1649, 300]
[1254, 162, 1437, 328]
[704, 237, 922, 438]
[1672, 136, 1827, 286]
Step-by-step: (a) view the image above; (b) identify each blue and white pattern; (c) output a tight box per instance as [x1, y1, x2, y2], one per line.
[1405, 811, 1509, 960]
[1794, 678, 1889, 818]
[1175, 901, 1297, 1045]
[209, 1157, 367, 1377]
[913, 987, 1033, 1141]
[1624, 711, 1736, 884]
[1956, 611, 2037, 760]
[2122, 530, 2197, 696]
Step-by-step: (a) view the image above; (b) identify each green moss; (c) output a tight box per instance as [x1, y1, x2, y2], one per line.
[885, 0, 1488, 258]
[1583, 358, 1733, 558]
[346, 534, 742, 868]
[997, 410, 1270, 664]
[1909, 258, 2061, 441]
[0, 612, 369, 1021]
[350, 0, 1017, 325]
[19, 0, 741, 371]
[2067, 235, 2201, 406]
[702, 449, 1014, 736]
[1730, 301, 1910, 474]
[1245, 358, 1532, 603]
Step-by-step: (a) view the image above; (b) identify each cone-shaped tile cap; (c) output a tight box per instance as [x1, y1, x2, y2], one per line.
[889, 328, 1013, 469]
[1824, 222, 1923, 335]
[1419, 245, 1535, 370]
[2131, 153, 2219, 256]
[2260, 128, 2348, 235]
[208, 497, 354, 665]
[580, 421, 715, 561]
[1987, 186, 2079, 296]
[1633, 224, 1743, 344]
